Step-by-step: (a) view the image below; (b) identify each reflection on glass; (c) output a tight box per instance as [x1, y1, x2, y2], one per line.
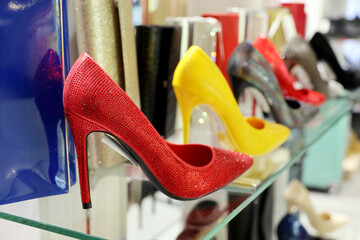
[34, 49, 64, 186]
[166, 16, 220, 61]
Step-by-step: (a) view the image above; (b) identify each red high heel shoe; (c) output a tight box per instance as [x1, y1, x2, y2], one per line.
[63, 53, 253, 209]
[253, 35, 326, 106]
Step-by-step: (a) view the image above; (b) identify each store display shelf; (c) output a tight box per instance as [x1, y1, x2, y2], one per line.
[0, 97, 356, 240]
[0, 211, 104, 240]
[204, 97, 351, 240]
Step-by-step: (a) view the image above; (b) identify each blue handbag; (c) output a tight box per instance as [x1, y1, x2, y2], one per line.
[0, 0, 76, 204]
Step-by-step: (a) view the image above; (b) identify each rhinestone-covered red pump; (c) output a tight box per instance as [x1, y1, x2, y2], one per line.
[63, 53, 253, 209]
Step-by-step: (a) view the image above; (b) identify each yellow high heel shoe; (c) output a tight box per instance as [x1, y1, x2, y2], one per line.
[173, 46, 290, 156]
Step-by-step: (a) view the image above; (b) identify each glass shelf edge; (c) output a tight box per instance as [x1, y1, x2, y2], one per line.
[0, 211, 105, 240]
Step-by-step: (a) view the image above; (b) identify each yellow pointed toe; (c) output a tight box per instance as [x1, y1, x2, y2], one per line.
[241, 117, 291, 156]
[173, 46, 290, 156]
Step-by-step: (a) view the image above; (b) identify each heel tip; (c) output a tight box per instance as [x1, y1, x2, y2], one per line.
[82, 202, 92, 209]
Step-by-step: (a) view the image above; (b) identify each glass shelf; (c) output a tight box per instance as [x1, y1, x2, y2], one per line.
[204, 97, 352, 240]
[0, 97, 355, 240]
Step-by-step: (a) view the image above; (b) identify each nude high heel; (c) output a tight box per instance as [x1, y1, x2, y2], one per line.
[284, 180, 349, 235]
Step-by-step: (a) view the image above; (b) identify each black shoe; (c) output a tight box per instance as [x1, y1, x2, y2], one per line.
[310, 32, 360, 90]
[326, 18, 360, 38]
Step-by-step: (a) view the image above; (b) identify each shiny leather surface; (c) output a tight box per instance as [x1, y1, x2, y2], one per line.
[135, 25, 180, 138]
[277, 213, 313, 240]
[283, 35, 337, 98]
[310, 32, 360, 90]
[0, 0, 75, 204]
[253, 35, 326, 106]
[228, 42, 319, 128]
